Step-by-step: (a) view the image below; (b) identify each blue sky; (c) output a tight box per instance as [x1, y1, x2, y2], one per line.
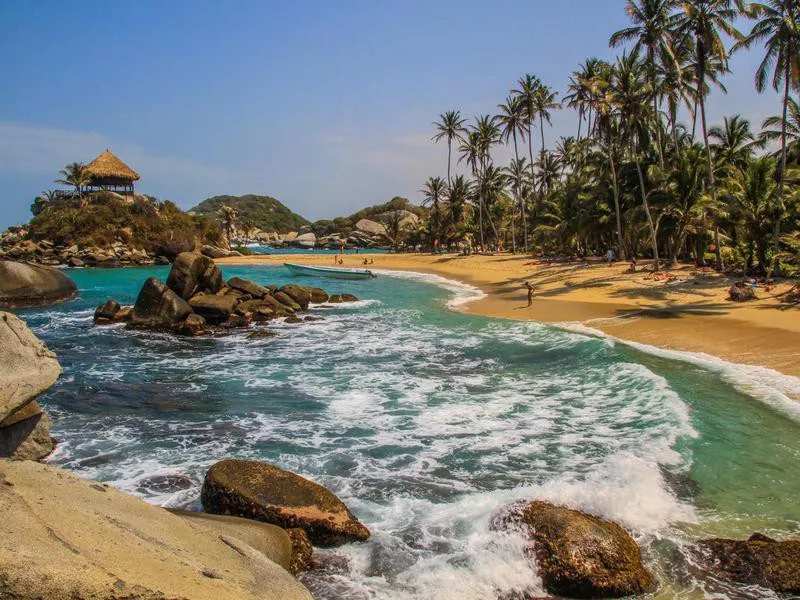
[0, 0, 781, 230]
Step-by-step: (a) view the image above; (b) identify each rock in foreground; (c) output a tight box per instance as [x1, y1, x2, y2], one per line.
[0, 260, 77, 308]
[697, 533, 800, 593]
[202, 459, 370, 547]
[0, 460, 312, 600]
[496, 501, 653, 598]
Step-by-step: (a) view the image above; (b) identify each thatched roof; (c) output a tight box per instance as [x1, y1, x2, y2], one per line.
[83, 150, 140, 182]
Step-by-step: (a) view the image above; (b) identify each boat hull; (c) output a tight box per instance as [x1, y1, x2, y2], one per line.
[284, 263, 375, 280]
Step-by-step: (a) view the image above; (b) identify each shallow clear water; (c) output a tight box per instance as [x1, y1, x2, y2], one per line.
[19, 265, 800, 599]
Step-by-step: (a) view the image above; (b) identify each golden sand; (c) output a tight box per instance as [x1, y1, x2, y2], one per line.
[217, 253, 800, 378]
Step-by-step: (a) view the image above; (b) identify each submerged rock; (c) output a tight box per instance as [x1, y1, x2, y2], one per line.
[166, 252, 224, 300]
[697, 533, 800, 593]
[495, 501, 653, 598]
[0, 260, 78, 308]
[328, 293, 359, 303]
[0, 460, 313, 599]
[201, 459, 371, 547]
[94, 299, 121, 322]
[247, 330, 278, 340]
[307, 287, 329, 304]
[128, 277, 192, 330]
[177, 313, 209, 337]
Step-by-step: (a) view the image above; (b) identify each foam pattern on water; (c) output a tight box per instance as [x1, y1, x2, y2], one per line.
[22, 266, 799, 599]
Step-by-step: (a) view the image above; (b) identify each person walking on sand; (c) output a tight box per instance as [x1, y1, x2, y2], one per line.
[525, 281, 535, 307]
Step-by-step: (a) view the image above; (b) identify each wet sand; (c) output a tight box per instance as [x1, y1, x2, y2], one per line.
[217, 253, 800, 378]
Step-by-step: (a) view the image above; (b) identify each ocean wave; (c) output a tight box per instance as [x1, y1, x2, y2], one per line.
[373, 270, 486, 308]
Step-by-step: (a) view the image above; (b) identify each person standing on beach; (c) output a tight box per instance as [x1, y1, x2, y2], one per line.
[525, 282, 535, 307]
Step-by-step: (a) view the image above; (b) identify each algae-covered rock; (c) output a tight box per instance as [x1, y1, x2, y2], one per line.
[201, 459, 370, 547]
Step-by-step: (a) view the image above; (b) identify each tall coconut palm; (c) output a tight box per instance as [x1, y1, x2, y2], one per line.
[610, 0, 681, 166]
[459, 129, 486, 249]
[513, 74, 542, 201]
[432, 110, 466, 191]
[674, 0, 747, 269]
[420, 176, 447, 249]
[734, 0, 800, 275]
[55, 162, 90, 197]
[497, 95, 529, 250]
[613, 50, 661, 269]
[446, 174, 472, 242]
[762, 97, 800, 164]
[533, 81, 560, 160]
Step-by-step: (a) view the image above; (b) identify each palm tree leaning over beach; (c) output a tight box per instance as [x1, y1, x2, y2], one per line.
[734, 0, 800, 276]
[674, 0, 747, 269]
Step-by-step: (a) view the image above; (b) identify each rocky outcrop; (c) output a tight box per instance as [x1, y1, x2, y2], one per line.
[307, 287, 329, 304]
[0, 312, 59, 461]
[0, 460, 313, 600]
[292, 232, 316, 248]
[495, 501, 653, 598]
[273, 291, 302, 312]
[0, 260, 77, 308]
[697, 533, 800, 593]
[128, 277, 192, 330]
[166, 252, 224, 300]
[329, 293, 359, 303]
[355, 219, 387, 236]
[201, 459, 371, 547]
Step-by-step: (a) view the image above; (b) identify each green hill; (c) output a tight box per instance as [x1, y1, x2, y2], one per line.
[189, 194, 309, 233]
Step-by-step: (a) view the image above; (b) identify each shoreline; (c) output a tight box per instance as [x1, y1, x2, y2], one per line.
[217, 253, 800, 382]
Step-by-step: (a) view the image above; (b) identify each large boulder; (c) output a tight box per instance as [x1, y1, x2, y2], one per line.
[697, 533, 800, 593]
[166, 252, 224, 300]
[328, 293, 359, 303]
[260, 294, 295, 316]
[201, 245, 232, 259]
[292, 232, 316, 248]
[0, 460, 313, 600]
[355, 219, 387, 236]
[0, 312, 61, 425]
[273, 291, 302, 312]
[189, 293, 238, 323]
[0, 401, 55, 460]
[306, 287, 329, 304]
[0, 260, 77, 308]
[279, 285, 311, 310]
[201, 459, 370, 547]
[128, 277, 192, 330]
[496, 501, 653, 598]
[228, 277, 269, 299]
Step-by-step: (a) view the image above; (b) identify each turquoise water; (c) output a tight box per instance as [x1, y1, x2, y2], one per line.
[19, 265, 800, 599]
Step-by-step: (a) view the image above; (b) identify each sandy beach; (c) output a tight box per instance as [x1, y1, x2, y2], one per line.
[218, 253, 800, 379]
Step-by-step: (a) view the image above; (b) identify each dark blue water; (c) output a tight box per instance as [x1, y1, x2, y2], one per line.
[16, 265, 800, 599]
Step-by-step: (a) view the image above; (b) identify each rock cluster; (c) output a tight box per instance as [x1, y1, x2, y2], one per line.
[0, 312, 60, 461]
[493, 500, 654, 598]
[94, 252, 358, 335]
[0, 260, 78, 308]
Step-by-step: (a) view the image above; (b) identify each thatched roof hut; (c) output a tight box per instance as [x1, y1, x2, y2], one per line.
[83, 150, 140, 193]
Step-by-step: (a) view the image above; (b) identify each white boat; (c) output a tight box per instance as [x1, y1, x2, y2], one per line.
[284, 262, 376, 280]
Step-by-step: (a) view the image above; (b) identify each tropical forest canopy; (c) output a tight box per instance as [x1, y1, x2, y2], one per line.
[417, 0, 800, 276]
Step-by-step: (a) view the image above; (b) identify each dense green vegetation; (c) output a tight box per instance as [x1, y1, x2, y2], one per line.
[418, 0, 799, 276]
[28, 193, 224, 254]
[189, 194, 309, 234]
[310, 196, 426, 236]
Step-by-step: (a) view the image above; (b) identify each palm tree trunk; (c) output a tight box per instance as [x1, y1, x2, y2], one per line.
[631, 140, 659, 271]
[512, 130, 521, 253]
[577, 107, 583, 140]
[698, 73, 722, 271]
[526, 121, 535, 252]
[772, 64, 790, 278]
[608, 138, 626, 260]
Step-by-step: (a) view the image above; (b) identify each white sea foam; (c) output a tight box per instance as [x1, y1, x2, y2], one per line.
[373, 269, 486, 308]
[558, 322, 800, 422]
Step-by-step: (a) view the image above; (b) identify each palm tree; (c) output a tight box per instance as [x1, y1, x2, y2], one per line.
[533, 81, 560, 160]
[613, 50, 661, 269]
[762, 97, 800, 164]
[709, 114, 760, 172]
[432, 110, 466, 191]
[513, 74, 542, 203]
[674, 0, 747, 269]
[55, 162, 90, 197]
[497, 95, 529, 250]
[459, 129, 486, 249]
[446, 174, 472, 243]
[735, 0, 800, 275]
[420, 176, 447, 250]
[610, 0, 680, 166]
